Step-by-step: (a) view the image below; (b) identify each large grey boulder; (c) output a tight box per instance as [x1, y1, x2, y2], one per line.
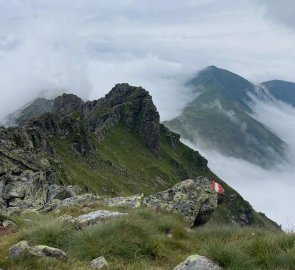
[173, 255, 222, 270]
[143, 177, 218, 226]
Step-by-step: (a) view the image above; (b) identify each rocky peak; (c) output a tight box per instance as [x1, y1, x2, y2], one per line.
[83, 83, 160, 157]
[53, 93, 84, 116]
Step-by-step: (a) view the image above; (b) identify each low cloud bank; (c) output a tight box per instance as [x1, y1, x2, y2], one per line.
[183, 95, 295, 229]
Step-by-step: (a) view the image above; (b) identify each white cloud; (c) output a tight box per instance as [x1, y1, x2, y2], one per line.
[1, 0, 295, 120]
[184, 94, 295, 230]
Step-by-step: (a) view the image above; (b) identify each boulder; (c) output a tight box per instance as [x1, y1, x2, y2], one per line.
[9, 240, 67, 260]
[91, 256, 109, 269]
[2, 171, 48, 209]
[75, 210, 127, 228]
[104, 194, 144, 208]
[47, 184, 81, 201]
[143, 177, 218, 226]
[9, 240, 31, 260]
[173, 255, 222, 270]
[30, 245, 67, 260]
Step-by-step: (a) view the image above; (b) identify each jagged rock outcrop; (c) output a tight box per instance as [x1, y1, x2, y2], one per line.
[143, 177, 218, 226]
[82, 83, 160, 156]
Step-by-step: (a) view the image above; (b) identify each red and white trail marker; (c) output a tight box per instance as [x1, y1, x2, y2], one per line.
[211, 180, 224, 194]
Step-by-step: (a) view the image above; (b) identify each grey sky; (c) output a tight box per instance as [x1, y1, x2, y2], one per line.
[0, 0, 295, 119]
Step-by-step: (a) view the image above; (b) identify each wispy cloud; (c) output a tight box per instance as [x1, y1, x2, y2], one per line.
[1, 0, 295, 120]
[185, 94, 295, 229]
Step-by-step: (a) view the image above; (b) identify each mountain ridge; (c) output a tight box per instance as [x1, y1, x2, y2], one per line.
[0, 83, 277, 228]
[165, 66, 287, 168]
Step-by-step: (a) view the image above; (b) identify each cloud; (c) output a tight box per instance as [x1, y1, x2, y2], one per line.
[257, 0, 295, 30]
[184, 94, 295, 229]
[1, 0, 295, 120]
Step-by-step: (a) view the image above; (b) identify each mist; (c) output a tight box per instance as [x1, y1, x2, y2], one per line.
[183, 94, 295, 230]
[2, 1, 295, 121]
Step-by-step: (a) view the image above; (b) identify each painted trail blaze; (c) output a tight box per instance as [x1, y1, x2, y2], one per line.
[211, 180, 224, 194]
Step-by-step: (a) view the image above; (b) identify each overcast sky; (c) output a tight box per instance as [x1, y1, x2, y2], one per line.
[0, 0, 295, 119]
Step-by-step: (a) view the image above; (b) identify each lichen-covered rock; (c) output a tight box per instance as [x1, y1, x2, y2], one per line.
[9, 240, 31, 260]
[173, 255, 222, 270]
[104, 194, 144, 208]
[91, 256, 109, 269]
[41, 193, 99, 212]
[2, 171, 48, 209]
[75, 210, 127, 228]
[30, 245, 67, 260]
[47, 184, 81, 201]
[143, 177, 218, 226]
[9, 241, 67, 260]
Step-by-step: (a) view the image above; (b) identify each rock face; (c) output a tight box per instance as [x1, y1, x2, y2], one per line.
[83, 83, 160, 156]
[143, 177, 218, 226]
[173, 255, 221, 270]
[0, 83, 162, 212]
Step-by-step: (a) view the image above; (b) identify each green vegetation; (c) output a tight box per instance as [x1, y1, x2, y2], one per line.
[1, 207, 294, 270]
[165, 66, 287, 168]
[51, 123, 208, 196]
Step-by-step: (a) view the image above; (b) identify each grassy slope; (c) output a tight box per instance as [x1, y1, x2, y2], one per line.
[50, 120, 274, 228]
[165, 67, 286, 167]
[0, 207, 293, 270]
[51, 123, 210, 196]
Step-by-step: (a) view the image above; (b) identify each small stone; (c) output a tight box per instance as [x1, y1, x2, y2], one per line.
[91, 256, 109, 269]
[3, 220, 18, 229]
[30, 245, 67, 260]
[173, 255, 222, 270]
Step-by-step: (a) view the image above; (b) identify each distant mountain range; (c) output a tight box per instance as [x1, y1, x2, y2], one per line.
[3, 66, 295, 169]
[165, 66, 295, 168]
